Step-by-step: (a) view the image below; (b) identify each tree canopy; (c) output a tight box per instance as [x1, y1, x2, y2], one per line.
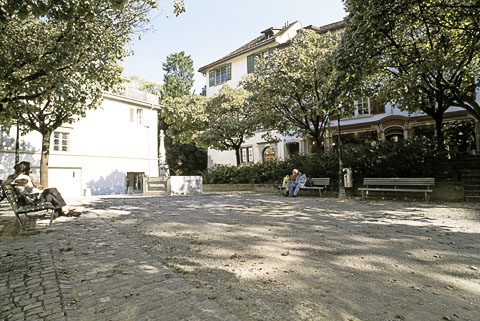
[162, 51, 195, 98]
[342, 0, 480, 133]
[0, 0, 185, 22]
[163, 86, 258, 165]
[0, 0, 156, 185]
[243, 29, 347, 148]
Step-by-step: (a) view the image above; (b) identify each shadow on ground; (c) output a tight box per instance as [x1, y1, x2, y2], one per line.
[79, 194, 480, 321]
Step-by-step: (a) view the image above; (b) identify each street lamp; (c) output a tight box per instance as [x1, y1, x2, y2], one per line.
[15, 110, 20, 164]
[336, 106, 346, 200]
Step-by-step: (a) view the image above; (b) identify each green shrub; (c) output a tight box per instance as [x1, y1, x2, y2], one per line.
[202, 138, 456, 185]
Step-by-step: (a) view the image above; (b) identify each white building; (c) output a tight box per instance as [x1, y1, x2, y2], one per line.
[199, 20, 477, 167]
[0, 86, 160, 197]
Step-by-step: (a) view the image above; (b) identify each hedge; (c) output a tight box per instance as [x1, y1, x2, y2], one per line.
[202, 138, 456, 186]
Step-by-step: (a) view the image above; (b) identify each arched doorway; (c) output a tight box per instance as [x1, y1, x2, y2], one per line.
[384, 126, 404, 142]
[262, 146, 276, 163]
[286, 142, 299, 158]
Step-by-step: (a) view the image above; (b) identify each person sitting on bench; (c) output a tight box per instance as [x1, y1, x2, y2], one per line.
[4, 161, 81, 217]
[284, 168, 298, 196]
[288, 169, 306, 197]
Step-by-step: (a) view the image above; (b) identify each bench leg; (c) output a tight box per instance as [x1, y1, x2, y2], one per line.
[14, 213, 26, 230]
[48, 209, 56, 227]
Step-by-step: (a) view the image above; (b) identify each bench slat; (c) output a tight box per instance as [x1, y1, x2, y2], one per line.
[360, 177, 435, 201]
[363, 178, 434, 186]
[359, 188, 433, 193]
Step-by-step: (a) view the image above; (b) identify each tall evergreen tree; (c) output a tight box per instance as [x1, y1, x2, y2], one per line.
[160, 52, 207, 175]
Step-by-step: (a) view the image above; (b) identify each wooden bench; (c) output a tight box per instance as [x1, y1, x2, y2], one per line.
[2, 184, 57, 230]
[279, 178, 330, 196]
[358, 178, 435, 201]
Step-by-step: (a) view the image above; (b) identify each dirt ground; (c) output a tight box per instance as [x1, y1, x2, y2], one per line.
[77, 193, 480, 321]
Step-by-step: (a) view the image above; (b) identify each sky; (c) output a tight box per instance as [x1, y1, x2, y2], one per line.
[122, 0, 347, 94]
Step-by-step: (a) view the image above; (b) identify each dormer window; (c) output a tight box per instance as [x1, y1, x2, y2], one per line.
[354, 97, 370, 116]
[261, 27, 275, 39]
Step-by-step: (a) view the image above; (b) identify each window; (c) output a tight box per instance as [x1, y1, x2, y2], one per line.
[53, 132, 69, 152]
[247, 49, 275, 74]
[130, 108, 144, 125]
[208, 64, 232, 86]
[354, 97, 370, 116]
[241, 147, 253, 163]
[136, 108, 143, 125]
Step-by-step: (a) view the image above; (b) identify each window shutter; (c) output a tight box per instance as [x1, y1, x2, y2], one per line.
[247, 55, 254, 74]
[209, 71, 215, 86]
[130, 108, 134, 122]
[226, 63, 232, 81]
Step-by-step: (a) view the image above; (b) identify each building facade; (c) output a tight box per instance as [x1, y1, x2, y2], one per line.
[0, 86, 160, 197]
[199, 21, 479, 168]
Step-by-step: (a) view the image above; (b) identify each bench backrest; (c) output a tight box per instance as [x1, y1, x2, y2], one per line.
[363, 178, 435, 186]
[2, 185, 20, 213]
[309, 178, 330, 186]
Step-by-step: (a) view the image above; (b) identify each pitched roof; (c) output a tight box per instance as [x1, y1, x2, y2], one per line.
[198, 21, 300, 73]
[304, 20, 345, 34]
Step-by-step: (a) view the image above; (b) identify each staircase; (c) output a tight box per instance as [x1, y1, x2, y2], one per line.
[452, 156, 480, 201]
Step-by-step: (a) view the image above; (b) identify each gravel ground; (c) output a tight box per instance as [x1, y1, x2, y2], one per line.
[78, 193, 480, 321]
[2, 193, 478, 321]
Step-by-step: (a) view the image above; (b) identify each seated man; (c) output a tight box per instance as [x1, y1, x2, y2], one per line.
[288, 169, 306, 197]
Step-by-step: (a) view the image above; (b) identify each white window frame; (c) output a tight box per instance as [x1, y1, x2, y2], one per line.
[52, 132, 70, 152]
[208, 64, 232, 87]
[136, 108, 143, 125]
[354, 97, 370, 116]
[130, 108, 144, 125]
[241, 146, 253, 164]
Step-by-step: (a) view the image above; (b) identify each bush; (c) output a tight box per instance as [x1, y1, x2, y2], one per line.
[202, 138, 456, 185]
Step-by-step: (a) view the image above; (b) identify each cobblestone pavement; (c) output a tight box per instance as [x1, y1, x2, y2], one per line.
[0, 201, 239, 321]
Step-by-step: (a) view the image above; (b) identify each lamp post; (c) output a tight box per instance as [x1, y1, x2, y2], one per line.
[336, 107, 346, 200]
[15, 110, 20, 164]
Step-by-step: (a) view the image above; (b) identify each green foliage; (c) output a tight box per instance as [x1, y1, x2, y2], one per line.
[0, 0, 185, 22]
[243, 29, 349, 146]
[157, 51, 206, 174]
[162, 51, 194, 98]
[0, 1, 156, 185]
[163, 86, 259, 165]
[341, 0, 480, 122]
[203, 139, 455, 185]
[0, 1, 154, 124]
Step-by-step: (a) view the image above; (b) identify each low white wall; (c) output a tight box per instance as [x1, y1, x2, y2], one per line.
[169, 176, 203, 195]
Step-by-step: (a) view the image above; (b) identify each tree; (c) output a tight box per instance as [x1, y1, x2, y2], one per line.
[0, 0, 185, 114]
[160, 52, 207, 175]
[342, 0, 480, 148]
[0, 0, 186, 22]
[162, 51, 195, 98]
[163, 87, 259, 165]
[242, 29, 347, 149]
[0, 1, 154, 185]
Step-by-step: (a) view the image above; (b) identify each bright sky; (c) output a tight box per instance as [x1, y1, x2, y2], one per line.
[122, 0, 347, 94]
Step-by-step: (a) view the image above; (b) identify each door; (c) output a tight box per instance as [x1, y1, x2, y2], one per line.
[48, 168, 82, 197]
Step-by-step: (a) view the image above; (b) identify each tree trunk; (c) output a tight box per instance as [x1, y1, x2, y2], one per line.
[433, 113, 445, 150]
[40, 132, 52, 187]
[235, 147, 241, 166]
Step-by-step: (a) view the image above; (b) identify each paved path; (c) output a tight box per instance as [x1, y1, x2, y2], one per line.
[0, 202, 239, 321]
